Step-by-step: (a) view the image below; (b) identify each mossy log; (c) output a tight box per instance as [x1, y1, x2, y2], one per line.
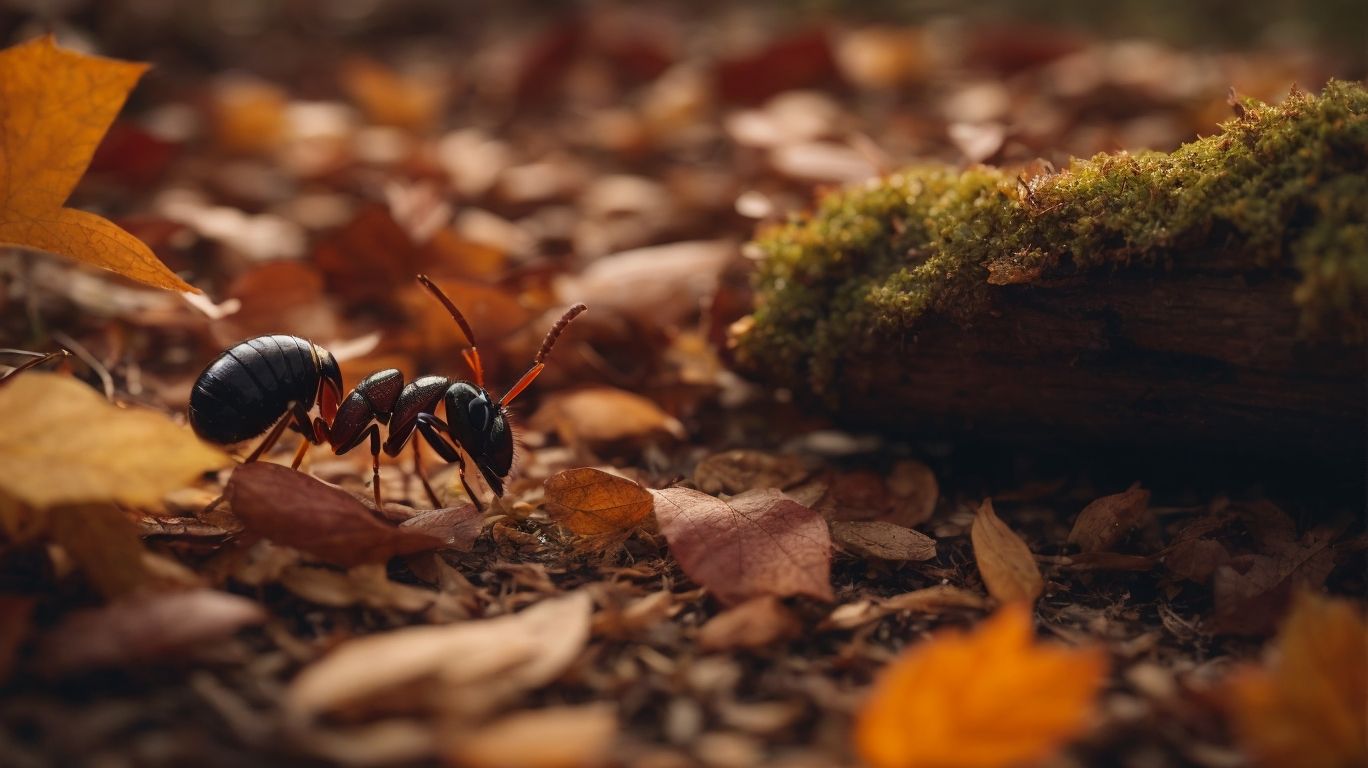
[733, 82, 1367, 457]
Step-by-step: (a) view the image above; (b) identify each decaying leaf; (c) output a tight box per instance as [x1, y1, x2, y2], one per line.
[651, 487, 833, 605]
[530, 387, 686, 444]
[445, 704, 618, 768]
[1226, 592, 1367, 768]
[822, 586, 987, 631]
[830, 520, 937, 561]
[1067, 484, 1151, 553]
[285, 591, 592, 724]
[819, 460, 938, 528]
[0, 596, 35, 684]
[225, 463, 454, 567]
[1212, 526, 1338, 636]
[280, 564, 438, 613]
[697, 595, 802, 651]
[970, 499, 1044, 605]
[0, 373, 229, 511]
[544, 467, 653, 541]
[37, 589, 266, 675]
[0, 36, 195, 292]
[854, 603, 1108, 768]
[693, 449, 817, 496]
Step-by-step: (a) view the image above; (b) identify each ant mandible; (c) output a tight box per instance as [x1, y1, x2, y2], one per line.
[189, 275, 587, 511]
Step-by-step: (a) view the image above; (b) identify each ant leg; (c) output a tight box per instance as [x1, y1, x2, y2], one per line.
[498, 303, 587, 406]
[244, 415, 292, 463]
[290, 437, 311, 469]
[367, 428, 383, 510]
[415, 415, 484, 512]
[416, 274, 485, 388]
[411, 439, 442, 509]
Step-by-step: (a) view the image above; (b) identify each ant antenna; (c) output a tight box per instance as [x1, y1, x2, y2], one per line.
[499, 303, 587, 407]
[416, 274, 485, 388]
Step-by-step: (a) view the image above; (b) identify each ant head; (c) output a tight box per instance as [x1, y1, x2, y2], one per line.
[444, 381, 514, 491]
[316, 347, 344, 421]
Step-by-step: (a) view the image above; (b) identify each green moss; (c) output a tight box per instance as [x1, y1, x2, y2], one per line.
[737, 81, 1368, 398]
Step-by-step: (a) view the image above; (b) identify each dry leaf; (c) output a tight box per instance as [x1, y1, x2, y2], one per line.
[49, 504, 164, 598]
[0, 373, 228, 511]
[399, 505, 484, 551]
[819, 460, 938, 528]
[225, 463, 450, 568]
[552, 240, 734, 327]
[651, 487, 833, 605]
[286, 591, 592, 724]
[692, 449, 816, 496]
[855, 603, 1108, 768]
[697, 596, 802, 651]
[831, 520, 937, 561]
[340, 58, 447, 132]
[0, 36, 194, 292]
[970, 499, 1044, 605]
[1068, 484, 1151, 553]
[445, 704, 618, 768]
[1226, 592, 1367, 768]
[823, 586, 987, 631]
[280, 564, 437, 613]
[530, 387, 686, 444]
[1212, 526, 1337, 636]
[544, 467, 653, 541]
[37, 589, 266, 675]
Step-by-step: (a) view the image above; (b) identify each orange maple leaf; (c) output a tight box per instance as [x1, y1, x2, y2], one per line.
[1226, 592, 1368, 768]
[0, 36, 196, 293]
[854, 603, 1108, 768]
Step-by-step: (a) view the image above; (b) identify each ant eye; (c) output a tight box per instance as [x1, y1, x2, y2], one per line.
[467, 396, 493, 433]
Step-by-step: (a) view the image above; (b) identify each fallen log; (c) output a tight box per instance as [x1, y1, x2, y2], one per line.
[732, 82, 1366, 461]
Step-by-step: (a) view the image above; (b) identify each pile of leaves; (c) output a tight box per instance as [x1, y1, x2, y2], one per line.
[0, 8, 1365, 768]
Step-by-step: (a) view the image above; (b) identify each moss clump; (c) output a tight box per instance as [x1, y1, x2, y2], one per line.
[737, 81, 1368, 398]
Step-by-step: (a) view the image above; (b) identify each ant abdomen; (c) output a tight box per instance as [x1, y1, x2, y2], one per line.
[189, 335, 340, 445]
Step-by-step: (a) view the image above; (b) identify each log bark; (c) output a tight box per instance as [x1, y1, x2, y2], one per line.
[828, 254, 1364, 460]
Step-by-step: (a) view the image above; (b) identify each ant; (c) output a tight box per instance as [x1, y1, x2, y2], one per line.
[0, 348, 70, 387]
[189, 275, 586, 511]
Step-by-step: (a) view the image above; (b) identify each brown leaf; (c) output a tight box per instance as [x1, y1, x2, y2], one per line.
[340, 57, 447, 132]
[1212, 526, 1337, 636]
[530, 387, 686, 445]
[280, 564, 437, 613]
[0, 373, 229, 510]
[822, 586, 987, 631]
[970, 499, 1044, 605]
[1163, 538, 1231, 583]
[692, 449, 816, 496]
[819, 460, 938, 528]
[445, 704, 618, 768]
[544, 467, 653, 541]
[553, 240, 735, 327]
[0, 36, 195, 292]
[1225, 592, 1367, 768]
[225, 462, 448, 568]
[1068, 484, 1151, 553]
[38, 589, 266, 675]
[400, 505, 484, 551]
[831, 520, 937, 562]
[697, 596, 802, 651]
[854, 603, 1107, 768]
[285, 591, 592, 724]
[651, 487, 833, 605]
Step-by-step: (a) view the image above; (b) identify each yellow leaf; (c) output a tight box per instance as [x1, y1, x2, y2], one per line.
[0, 36, 195, 293]
[49, 504, 154, 598]
[855, 603, 1108, 768]
[0, 373, 229, 510]
[970, 499, 1044, 605]
[1226, 592, 1368, 768]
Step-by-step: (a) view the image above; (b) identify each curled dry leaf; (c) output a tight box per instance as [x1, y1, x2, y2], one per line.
[530, 387, 686, 444]
[697, 595, 802, 652]
[225, 462, 460, 568]
[819, 460, 938, 528]
[552, 240, 734, 327]
[0, 373, 229, 511]
[855, 603, 1108, 768]
[651, 487, 833, 605]
[692, 449, 816, 496]
[1225, 592, 1367, 768]
[970, 499, 1044, 605]
[38, 589, 266, 676]
[280, 564, 437, 613]
[831, 520, 937, 561]
[1067, 484, 1151, 553]
[285, 591, 592, 725]
[823, 586, 987, 631]
[1212, 526, 1337, 636]
[544, 467, 653, 540]
[445, 703, 618, 768]
[0, 37, 195, 292]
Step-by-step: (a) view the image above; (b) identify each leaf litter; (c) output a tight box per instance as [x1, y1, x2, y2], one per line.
[0, 11, 1362, 768]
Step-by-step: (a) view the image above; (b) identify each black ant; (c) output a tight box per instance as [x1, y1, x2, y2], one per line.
[189, 275, 586, 511]
[0, 348, 70, 387]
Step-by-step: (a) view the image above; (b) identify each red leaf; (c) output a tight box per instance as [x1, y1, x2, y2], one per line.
[651, 487, 833, 605]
